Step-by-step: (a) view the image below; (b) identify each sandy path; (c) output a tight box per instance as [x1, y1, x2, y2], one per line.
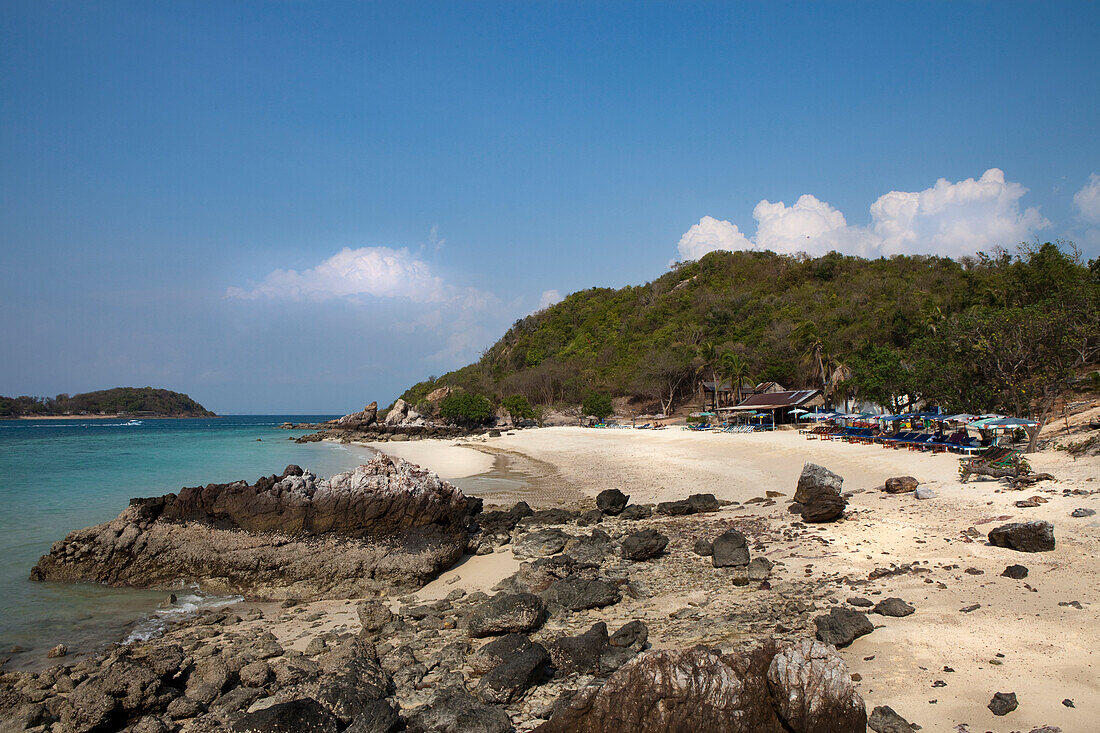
[380, 426, 1100, 732]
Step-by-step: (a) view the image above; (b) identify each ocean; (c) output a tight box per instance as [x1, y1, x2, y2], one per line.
[0, 415, 383, 669]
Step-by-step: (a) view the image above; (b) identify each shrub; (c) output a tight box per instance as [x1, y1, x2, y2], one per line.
[501, 394, 535, 422]
[439, 392, 494, 426]
[582, 392, 613, 420]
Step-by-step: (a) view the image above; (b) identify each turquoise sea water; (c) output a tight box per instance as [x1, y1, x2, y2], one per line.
[0, 415, 381, 668]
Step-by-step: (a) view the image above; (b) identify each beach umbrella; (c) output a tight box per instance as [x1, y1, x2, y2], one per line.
[977, 417, 1039, 429]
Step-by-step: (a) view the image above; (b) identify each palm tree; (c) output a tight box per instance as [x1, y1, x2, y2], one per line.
[718, 351, 753, 406]
[791, 321, 829, 394]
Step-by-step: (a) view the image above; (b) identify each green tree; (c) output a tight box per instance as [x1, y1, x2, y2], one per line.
[501, 394, 536, 422]
[717, 350, 753, 405]
[582, 392, 614, 420]
[439, 392, 494, 426]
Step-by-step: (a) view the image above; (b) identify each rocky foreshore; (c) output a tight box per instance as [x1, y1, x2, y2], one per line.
[282, 399, 514, 445]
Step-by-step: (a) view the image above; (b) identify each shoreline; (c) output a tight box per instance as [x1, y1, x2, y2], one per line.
[2, 414, 219, 421]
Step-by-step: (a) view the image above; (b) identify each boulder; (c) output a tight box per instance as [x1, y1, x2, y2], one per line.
[712, 529, 751, 567]
[335, 402, 378, 430]
[621, 529, 669, 561]
[471, 634, 539, 675]
[987, 691, 1018, 716]
[988, 521, 1055, 552]
[767, 639, 867, 733]
[867, 705, 916, 733]
[405, 685, 512, 733]
[549, 622, 609, 674]
[1001, 564, 1028, 579]
[657, 493, 723, 516]
[814, 608, 874, 648]
[231, 698, 340, 733]
[747, 557, 773, 581]
[793, 463, 847, 522]
[475, 643, 551, 703]
[596, 489, 629, 515]
[541, 576, 621, 611]
[382, 399, 408, 426]
[467, 593, 547, 637]
[883, 476, 919, 494]
[564, 532, 611, 565]
[513, 529, 572, 558]
[619, 504, 653, 520]
[872, 598, 914, 617]
[609, 620, 648, 651]
[357, 600, 394, 635]
[914, 487, 935, 500]
[32, 455, 474, 599]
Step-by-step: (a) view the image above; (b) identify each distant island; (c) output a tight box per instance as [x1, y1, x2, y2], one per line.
[0, 387, 216, 419]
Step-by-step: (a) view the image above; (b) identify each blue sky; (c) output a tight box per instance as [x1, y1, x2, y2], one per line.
[2, 1, 1099, 413]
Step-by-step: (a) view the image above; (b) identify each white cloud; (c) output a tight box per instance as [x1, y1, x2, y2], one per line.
[677, 216, 752, 260]
[227, 247, 444, 302]
[677, 169, 1049, 261]
[1073, 173, 1100, 224]
[538, 289, 562, 309]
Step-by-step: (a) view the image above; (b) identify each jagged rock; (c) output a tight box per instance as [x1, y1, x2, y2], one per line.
[988, 521, 1055, 552]
[513, 529, 572, 558]
[621, 529, 668, 561]
[657, 493, 722, 516]
[231, 698, 340, 733]
[476, 643, 551, 703]
[239, 660, 273, 687]
[541, 576, 621, 611]
[914, 487, 935, 500]
[618, 504, 652, 520]
[535, 641, 866, 733]
[793, 463, 847, 522]
[471, 634, 539, 675]
[520, 509, 580, 526]
[476, 502, 533, 535]
[405, 685, 512, 733]
[335, 402, 378, 430]
[383, 399, 408, 426]
[31, 455, 474, 598]
[609, 620, 648, 651]
[1001, 564, 1029, 579]
[467, 592, 547, 637]
[357, 600, 394, 635]
[987, 691, 1018, 716]
[596, 489, 629, 515]
[814, 608, 874, 648]
[47, 643, 67, 658]
[747, 557, 773, 581]
[883, 476, 919, 494]
[576, 509, 604, 526]
[564, 532, 611, 565]
[342, 701, 401, 733]
[767, 639, 867, 733]
[712, 529, 750, 567]
[873, 598, 915, 617]
[549, 622, 609, 674]
[868, 705, 916, 733]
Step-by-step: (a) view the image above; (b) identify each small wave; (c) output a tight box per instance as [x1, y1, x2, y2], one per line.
[123, 587, 243, 644]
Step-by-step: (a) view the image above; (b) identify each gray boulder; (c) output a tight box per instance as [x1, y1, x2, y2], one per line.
[712, 529, 750, 567]
[513, 529, 571, 558]
[467, 593, 547, 637]
[988, 521, 1055, 552]
[618, 504, 653, 520]
[541, 576, 621, 611]
[657, 493, 723, 516]
[621, 529, 669, 561]
[872, 598, 914, 617]
[868, 705, 916, 733]
[475, 643, 550, 703]
[814, 608, 873, 648]
[767, 639, 867, 733]
[549, 622, 609, 674]
[405, 686, 512, 733]
[793, 463, 847, 522]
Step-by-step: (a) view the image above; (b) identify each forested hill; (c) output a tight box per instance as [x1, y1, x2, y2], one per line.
[401, 245, 1100, 419]
[0, 388, 216, 418]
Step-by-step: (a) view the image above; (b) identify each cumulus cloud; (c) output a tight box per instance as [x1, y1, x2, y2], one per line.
[677, 169, 1049, 261]
[538, 289, 562, 309]
[677, 216, 752, 261]
[227, 247, 444, 302]
[1074, 173, 1100, 224]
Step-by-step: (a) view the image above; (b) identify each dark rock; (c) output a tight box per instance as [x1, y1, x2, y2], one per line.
[987, 691, 1018, 716]
[596, 489, 629, 515]
[867, 705, 915, 733]
[231, 698, 340, 733]
[471, 634, 540, 675]
[357, 600, 394, 634]
[1001, 564, 1029, 579]
[873, 598, 915, 617]
[883, 476, 919, 494]
[542, 576, 621, 611]
[405, 685, 512, 733]
[988, 521, 1055, 552]
[468, 593, 547, 637]
[618, 504, 652, 520]
[476, 643, 551, 703]
[712, 529, 750, 567]
[747, 557, 773, 581]
[657, 493, 722, 516]
[521, 509, 579, 526]
[1070, 507, 1095, 518]
[847, 597, 874, 608]
[621, 529, 669, 561]
[814, 608, 874, 648]
[693, 538, 714, 556]
[576, 509, 604, 527]
[564, 533, 611, 565]
[549, 623, 609, 674]
[513, 529, 572, 558]
[793, 463, 847, 522]
[609, 620, 648, 651]
[342, 700, 401, 733]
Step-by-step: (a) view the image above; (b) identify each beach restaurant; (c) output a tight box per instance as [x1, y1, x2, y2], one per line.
[720, 389, 823, 427]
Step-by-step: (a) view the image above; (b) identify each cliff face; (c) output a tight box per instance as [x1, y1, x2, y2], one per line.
[31, 455, 477, 599]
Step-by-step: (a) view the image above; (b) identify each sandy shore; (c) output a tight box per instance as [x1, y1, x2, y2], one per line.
[381, 426, 1099, 733]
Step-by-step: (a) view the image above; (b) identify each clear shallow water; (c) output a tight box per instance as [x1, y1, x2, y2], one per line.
[0, 415, 378, 667]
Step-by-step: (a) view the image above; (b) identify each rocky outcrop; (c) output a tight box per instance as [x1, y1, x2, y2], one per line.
[535, 642, 865, 733]
[334, 402, 379, 431]
[793, 463, 847, 522]
[31, 455, 476, 599]
[988, 521, 1056, 552]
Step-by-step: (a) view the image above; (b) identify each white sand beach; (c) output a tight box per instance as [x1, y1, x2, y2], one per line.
[380, 426, 1100, 733]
